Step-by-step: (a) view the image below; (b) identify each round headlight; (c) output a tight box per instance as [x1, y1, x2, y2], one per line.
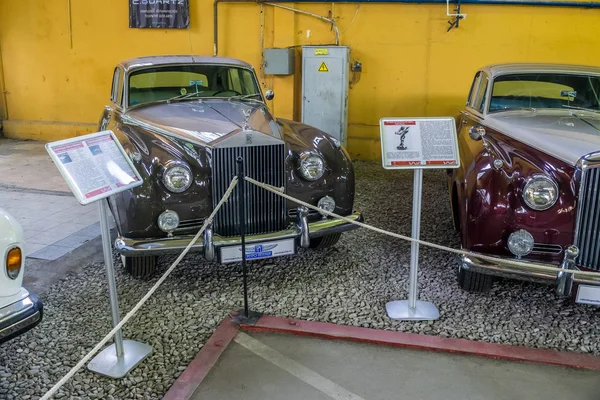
[317, 196, 336, 213]
[163, 163, 192, 193]
[158, 210, 180, 233]
[507, 229, 534, 257]
[299, 153, 325, 181]
[522, 175, 558, 211]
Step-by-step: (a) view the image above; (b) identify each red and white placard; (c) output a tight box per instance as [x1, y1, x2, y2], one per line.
[46, 130, 143, 205]
[379, 117, 460, 170]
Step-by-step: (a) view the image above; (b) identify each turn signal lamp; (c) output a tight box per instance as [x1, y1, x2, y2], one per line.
[6, 247, 22, 280]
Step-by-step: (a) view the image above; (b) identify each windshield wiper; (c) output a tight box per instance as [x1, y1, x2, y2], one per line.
[166, 91, 205, 103]
[228, 93, 263, 103]
[561, 104, 600, 113]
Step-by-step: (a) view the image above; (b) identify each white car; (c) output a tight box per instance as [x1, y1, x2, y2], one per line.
[0, 208, 42, 344]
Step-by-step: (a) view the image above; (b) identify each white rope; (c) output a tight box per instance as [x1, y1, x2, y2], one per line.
[245, 176, 600, 280]
[40, 177, 239, 400]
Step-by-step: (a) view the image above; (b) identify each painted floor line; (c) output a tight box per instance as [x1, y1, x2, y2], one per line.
[234, 332, 366, 400]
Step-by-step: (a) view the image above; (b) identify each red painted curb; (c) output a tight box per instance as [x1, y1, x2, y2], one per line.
[241, 315, 600, 371]
[162, 316, 239, 400]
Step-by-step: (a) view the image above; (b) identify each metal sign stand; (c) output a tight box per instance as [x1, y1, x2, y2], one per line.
[233, 157, 261, 325]
[87, 199, 152, 378]
[385, 169, 440, 321]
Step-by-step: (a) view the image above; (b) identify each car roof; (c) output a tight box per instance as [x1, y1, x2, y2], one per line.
[117, 55, 254, 72]
[480, 63, 600, 78]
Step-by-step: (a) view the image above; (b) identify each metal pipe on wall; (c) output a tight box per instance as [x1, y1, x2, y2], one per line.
[214, 0, 600, 55]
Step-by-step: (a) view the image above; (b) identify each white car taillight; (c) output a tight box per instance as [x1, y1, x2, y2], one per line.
[6, 247, 22, 280]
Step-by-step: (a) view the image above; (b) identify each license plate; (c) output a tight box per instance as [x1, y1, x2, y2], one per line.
[220, 238, 296, 264]
[575, 284, 600, 306]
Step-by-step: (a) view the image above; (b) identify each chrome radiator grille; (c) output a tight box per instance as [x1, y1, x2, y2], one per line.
[575, 166, 600, 270]
[211, 144, 286, 237]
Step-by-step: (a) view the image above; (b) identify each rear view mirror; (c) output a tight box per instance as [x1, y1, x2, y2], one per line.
[265, 90, 274, 101]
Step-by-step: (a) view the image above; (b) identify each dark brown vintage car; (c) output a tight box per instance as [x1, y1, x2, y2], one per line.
[449, 63, 600, 302]
[99, 55, 362, 277]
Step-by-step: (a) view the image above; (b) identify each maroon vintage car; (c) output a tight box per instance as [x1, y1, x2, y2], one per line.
[448, 63, 600, 301]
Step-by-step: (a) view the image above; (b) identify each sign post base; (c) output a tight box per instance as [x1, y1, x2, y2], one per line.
[87, 340, 152, 379]
[385, 300, 440, 321]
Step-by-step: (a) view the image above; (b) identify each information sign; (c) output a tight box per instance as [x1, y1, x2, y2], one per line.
[46, 131, 143, 205]
[380, 117, 460, 170]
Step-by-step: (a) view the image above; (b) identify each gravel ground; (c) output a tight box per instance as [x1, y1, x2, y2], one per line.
[2, 160, 600, 399]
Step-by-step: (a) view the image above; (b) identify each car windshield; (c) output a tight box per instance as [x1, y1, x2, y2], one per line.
[128, 64, 261, 107]
[489, 73, 600, 113]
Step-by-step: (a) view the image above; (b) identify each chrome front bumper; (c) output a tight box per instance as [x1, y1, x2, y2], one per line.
[462, 247, 600, 296]
[0, 291, 43, 344]
[115, 209, 363, 259]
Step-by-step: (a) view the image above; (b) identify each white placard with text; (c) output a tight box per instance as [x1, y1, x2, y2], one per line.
[380, 117, 460, 170]
[46, 130, 143, 205]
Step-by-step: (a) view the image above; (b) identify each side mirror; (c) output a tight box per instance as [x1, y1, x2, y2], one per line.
[469, 125, 486, 141]
[265, 90, 274, 101]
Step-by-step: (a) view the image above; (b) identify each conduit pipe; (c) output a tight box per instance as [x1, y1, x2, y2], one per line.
[214, 0, 600, 56]
[214, 0, 340, 56]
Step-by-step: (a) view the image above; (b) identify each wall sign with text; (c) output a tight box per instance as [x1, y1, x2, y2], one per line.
[379, 117, 460, 170]
[129, 0, 190, 29]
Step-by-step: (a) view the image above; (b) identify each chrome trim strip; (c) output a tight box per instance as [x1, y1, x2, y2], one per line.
[0, 311, 41, 340]
[0, 296, 33, 324]
[115, 212, 362, 257]
[462, 253, 600, 286]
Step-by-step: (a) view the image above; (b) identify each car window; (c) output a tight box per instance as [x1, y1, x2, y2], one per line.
[467, 72, 482, 107]
[128, 65, 261, 107]
[111, 67, 121, 104]
[473, 74, 489, 113]
[489, 73, 600, 112]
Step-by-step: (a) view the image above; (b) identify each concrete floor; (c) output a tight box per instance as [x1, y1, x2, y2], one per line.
[0, 138, 112, 261]
[193, 332, 600, 400]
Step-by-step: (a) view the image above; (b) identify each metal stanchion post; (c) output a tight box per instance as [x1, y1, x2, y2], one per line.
[87, 199, 152, 378]
[233, 157, 261, 324]
[385, 168, 440, 321]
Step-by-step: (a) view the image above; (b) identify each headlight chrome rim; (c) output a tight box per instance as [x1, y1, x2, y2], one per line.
[298, 152, 325, 181]
[507, 229, 534, 257]
[162, 161, 193, 193]
[317, 195, 336, 213]
[522, 174, 558, 211]
[158, 210, 180, 233]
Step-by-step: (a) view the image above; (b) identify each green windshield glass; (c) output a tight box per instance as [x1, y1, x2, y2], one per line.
[128, 64, 261, 106]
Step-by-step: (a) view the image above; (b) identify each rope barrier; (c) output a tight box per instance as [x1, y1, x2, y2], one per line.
[244, 176, 600, 280]
[40, 177, 239, 400]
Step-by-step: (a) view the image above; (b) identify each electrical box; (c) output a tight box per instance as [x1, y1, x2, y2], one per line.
[264, 48, 295, 75]
[301, 46, 350, 146]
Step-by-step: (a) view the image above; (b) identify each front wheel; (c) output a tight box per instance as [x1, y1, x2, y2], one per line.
[309, 233, 342, 249]
[122, 255, 158, 279]
[457, 267, 494, 293]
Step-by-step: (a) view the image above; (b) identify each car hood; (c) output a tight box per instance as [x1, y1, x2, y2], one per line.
[124, 100, 282, 146]
[485, 110, 600, 166]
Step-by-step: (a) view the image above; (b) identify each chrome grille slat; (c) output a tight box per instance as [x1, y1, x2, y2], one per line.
[212, 144, 285, 237]
[531, 243, 562, 255]
[575, 167, 600, 270]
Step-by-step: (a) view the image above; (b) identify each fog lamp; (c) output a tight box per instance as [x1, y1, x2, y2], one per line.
[6, 247, 22, 280]
[507, 229, 534, 258]
[158, 210, 180, 233]
[317, 196, 336, 214]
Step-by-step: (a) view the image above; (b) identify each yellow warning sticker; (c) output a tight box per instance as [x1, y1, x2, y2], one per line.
[318, 62, 329, 72]
[314, 48, 329, 56]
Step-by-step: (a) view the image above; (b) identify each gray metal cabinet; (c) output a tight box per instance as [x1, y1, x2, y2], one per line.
[301, 46, 349, 146]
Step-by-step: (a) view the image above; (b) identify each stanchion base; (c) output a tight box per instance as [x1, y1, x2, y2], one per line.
[232, 310, 262, 326]
[88, 340, 152, 378]
[385, 300, 440, 321]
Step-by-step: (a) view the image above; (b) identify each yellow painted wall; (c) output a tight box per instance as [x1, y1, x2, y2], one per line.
[0, 0, 599, 159]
